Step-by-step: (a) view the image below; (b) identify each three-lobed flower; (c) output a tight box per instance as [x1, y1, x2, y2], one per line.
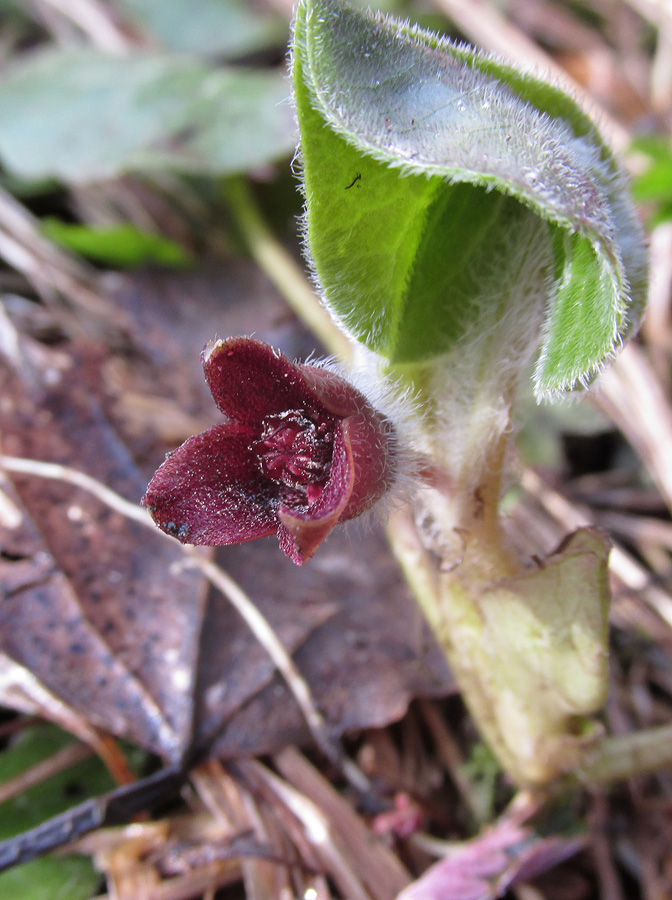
[143, 337, 396, 564]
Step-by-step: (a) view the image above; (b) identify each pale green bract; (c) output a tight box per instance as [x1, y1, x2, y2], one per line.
[293, 0, 647, 397]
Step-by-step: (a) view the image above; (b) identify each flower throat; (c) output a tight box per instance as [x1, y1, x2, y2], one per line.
[256, 410, 334, 491]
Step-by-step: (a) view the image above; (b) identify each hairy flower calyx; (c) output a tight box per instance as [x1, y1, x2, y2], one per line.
[143, 337, 396, 565]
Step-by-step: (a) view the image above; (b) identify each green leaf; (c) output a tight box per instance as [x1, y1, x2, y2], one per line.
[631, 135, 672, 201]
[0, 50, 296, 182]
[293, 0, 647, 396]
[42, 218, 192, 269]
[630, 135, 672, 222]
[115, 0, 287, 60]
[0, 724, 116, 900]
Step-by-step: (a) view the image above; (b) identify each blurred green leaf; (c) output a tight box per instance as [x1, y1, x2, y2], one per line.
[0, 724, 116, 900]
[115, 0, 287, 59]
[0, 50, 296, 182]
[631, 135, 672, 223]
[0, 173, 60, 199]
[293, 0, 647, 397]
[42, 218, 192, 268]
[0, 1, 32, 20]
[459, 742, 502, 824]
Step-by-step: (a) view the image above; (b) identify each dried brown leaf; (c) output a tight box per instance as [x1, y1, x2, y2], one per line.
[0, 343, 208, 759]
[207, 530, 452, 758]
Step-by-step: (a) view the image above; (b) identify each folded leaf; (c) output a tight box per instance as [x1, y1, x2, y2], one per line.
[293, 0, 647, 396]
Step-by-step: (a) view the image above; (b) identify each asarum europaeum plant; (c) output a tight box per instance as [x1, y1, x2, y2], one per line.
[146, 0, 649, 787]
[290, 0, 648, 785]
[143, 337, 397, 565]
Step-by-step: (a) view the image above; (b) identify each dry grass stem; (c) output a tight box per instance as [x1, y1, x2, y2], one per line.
[240, 757, 376, 900]
[642, 222, 672, 383]
[30, 0, 130, 50]
[596, 344, 672, 510]
[273, 747, 413, 899]
[0, 185, 123, 336]
[418, 698, 486, 824]
[0, 740, 93, 806]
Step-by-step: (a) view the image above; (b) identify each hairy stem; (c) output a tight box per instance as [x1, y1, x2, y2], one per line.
[386, 338, 611, 785]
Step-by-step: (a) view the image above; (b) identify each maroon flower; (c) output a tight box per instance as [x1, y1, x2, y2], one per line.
[143, 337, 396, 565]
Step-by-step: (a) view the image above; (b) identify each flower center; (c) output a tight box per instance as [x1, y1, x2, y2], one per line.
[257, 410, 334, 491]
